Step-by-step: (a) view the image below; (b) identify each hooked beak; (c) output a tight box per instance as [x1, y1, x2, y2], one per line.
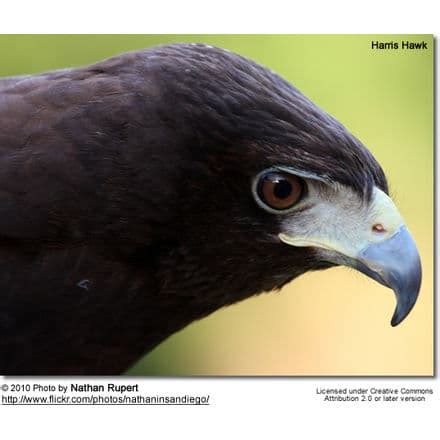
[354, 226, 422, 326]
[278, 186, 422, 326]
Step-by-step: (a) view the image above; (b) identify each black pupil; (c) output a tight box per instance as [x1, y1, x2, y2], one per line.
[273, 179, 292, 199]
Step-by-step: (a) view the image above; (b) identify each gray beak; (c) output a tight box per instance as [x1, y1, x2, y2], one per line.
[354, 226, 422, 326]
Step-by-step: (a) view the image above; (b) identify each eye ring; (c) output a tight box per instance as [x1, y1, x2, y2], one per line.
[252, 168, 306, 214]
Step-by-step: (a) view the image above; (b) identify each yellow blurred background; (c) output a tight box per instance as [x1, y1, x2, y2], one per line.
[0, 35, 433, 375]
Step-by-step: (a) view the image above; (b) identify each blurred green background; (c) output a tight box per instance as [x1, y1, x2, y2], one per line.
[0, 35, 433, 375]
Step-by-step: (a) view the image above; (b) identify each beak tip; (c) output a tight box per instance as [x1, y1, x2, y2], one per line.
[390, 314, 403, 327]
[390, 286, 421, 327]
[391, 311, 410, 327]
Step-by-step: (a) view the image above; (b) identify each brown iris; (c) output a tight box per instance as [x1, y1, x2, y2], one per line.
[257, 172, 304, 211]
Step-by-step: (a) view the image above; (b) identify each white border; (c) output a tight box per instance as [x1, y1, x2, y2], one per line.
[0, 0, 438, 33]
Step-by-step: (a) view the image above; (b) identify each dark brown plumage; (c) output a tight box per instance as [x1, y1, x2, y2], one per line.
[0, 44, 419, 375]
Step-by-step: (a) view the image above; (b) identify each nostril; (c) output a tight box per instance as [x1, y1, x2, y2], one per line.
[372, 223, 386, 233]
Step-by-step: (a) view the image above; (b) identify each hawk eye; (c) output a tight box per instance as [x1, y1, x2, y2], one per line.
[256, 171, 305, 212]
